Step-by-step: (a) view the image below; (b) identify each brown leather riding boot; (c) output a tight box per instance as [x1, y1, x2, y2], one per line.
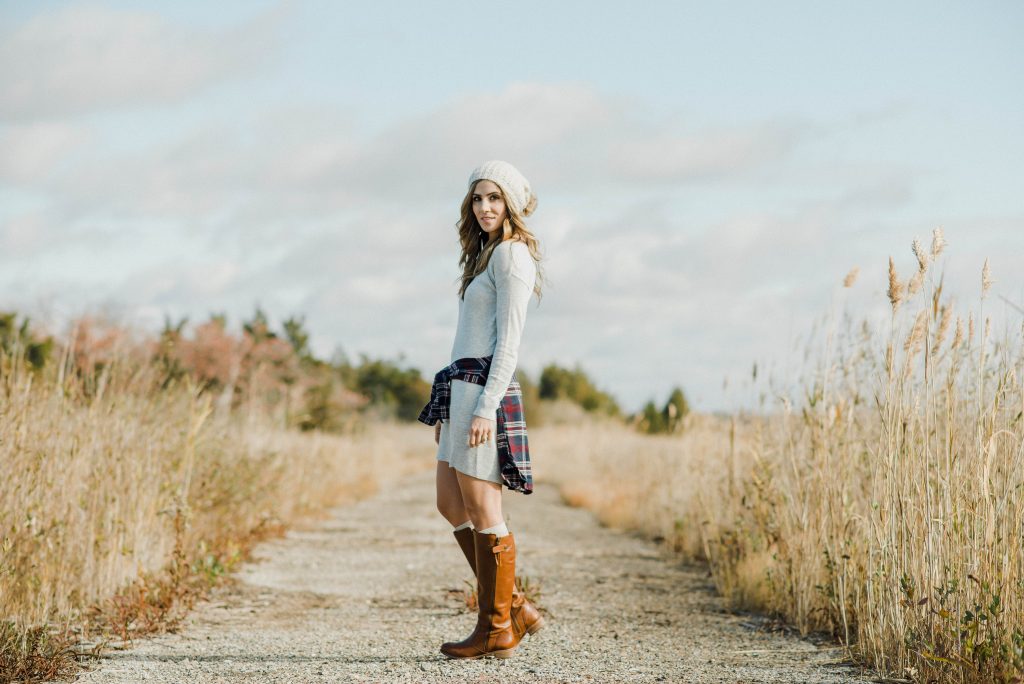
[452, 526, 545, 640]
[440, 530, 519, 659]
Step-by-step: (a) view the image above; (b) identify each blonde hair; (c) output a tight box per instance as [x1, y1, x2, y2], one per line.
[455, 179, 545, 303]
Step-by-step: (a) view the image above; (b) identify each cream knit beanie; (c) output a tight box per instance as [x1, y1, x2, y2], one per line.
[467, 160, 537, 217]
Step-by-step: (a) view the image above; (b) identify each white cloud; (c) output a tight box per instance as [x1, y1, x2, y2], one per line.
[0, 122, 91, 182]
[15, 81, 812, 239]
[608, 119, 808, 183]
[1, 211, 49, 254]
[0, 4, 284, 120]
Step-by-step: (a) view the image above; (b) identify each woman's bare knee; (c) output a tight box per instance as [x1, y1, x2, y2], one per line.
[454, 470, 503, 529]
[435, 462, 468, 523]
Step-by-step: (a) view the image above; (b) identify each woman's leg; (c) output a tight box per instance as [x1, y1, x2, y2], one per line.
[436, 461, 471, 525]
[454, 469, 504, 530]
[440, 467, 520, 659]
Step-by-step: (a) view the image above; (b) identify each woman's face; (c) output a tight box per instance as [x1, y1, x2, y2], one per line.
[471, 180, 507, 238]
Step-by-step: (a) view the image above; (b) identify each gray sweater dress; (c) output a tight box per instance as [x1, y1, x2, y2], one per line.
[436, 239, 537, 483]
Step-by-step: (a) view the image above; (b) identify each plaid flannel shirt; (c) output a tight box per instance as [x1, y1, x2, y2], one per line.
[417, 354, 533, 494]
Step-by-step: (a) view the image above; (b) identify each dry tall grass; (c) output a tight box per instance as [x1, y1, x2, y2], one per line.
[1, 342, 431, 680]
[536, 232, 1023, 683]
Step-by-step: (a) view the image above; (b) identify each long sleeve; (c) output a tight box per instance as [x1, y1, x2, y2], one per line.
[473, 241, 536, 419]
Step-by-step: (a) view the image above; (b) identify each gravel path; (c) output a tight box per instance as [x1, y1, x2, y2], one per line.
[74, 469, 869, 683]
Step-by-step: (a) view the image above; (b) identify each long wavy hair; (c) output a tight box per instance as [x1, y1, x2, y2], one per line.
[456, 179, 545, 303]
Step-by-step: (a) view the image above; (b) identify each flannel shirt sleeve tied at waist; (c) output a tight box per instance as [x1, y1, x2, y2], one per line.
[417, 354, 533, 494]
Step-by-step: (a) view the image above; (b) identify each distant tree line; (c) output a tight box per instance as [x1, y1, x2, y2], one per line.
[1, 308, 690, 435]
[636, 387, 690, 434]
[537, 363, 622, 416]
[0, 312, 52, 371]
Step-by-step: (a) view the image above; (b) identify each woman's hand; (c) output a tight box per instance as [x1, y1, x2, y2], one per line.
[468, 415, 495, 447]
[434, 422, 441, 445]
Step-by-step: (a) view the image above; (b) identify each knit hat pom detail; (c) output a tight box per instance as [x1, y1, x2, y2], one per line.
[522, 189, 537, 217]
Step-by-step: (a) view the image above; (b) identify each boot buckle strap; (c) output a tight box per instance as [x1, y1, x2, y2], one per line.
[491, 544, 508, 565]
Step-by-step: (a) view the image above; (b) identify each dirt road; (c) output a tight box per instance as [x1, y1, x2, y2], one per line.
[75, 469, 867, 683]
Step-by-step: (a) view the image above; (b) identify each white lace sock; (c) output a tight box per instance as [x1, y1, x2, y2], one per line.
[452, 519, 473, 532]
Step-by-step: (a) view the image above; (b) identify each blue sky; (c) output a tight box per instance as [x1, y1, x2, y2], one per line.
[1, 1, 1022, 412]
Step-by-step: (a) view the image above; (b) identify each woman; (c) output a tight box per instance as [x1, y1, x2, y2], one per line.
[417, 160, 546, 659]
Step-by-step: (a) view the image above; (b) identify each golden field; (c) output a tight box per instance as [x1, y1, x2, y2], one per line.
[537, 233, 1023, 683]
[0, 350, 432, 680]
[2, 231, 1021, 683]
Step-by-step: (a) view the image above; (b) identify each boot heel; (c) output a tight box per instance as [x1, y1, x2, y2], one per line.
[527, 616, 546, 634]
[489, 648, 517, 658]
